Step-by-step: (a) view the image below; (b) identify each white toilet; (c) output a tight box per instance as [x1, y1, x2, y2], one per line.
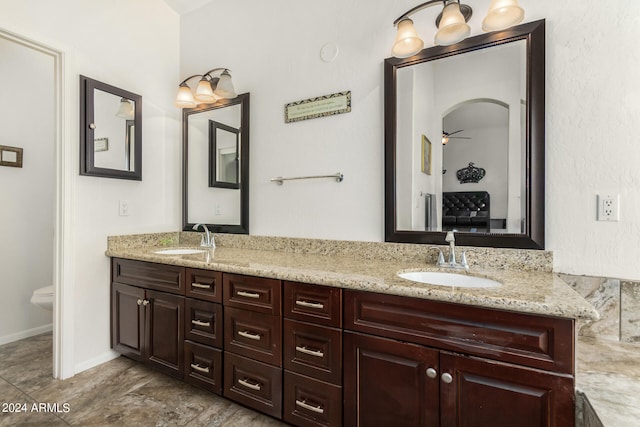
[31, 285, 54, 311]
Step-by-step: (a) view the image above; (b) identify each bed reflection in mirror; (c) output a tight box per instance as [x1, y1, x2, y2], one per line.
[395, 40, 526, 235]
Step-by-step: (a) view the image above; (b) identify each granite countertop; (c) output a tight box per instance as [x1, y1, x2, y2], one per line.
[106, 242, 598, 321]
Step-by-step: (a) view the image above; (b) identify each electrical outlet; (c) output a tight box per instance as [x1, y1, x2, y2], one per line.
[119, 200, 129, 217]
[597, 194, 620, 221]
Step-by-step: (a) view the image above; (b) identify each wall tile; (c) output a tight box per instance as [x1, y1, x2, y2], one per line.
[560, 274, 620, 341]
[621, 281, 640, 343]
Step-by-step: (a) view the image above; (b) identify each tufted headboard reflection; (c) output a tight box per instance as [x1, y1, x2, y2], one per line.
[442, 191, 490, 233]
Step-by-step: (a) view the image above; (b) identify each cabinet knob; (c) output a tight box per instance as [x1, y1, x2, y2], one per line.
[142, 299, 150, 306]
[441, 373, 453, 384]
[426, 368, 438, 379]
[137, 299, 143, 306]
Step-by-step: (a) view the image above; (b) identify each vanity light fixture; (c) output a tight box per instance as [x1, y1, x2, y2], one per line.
[174, 68, 237, 108]
[391, 0, 524, 57]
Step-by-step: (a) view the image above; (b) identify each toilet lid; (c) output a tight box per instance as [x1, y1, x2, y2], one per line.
[34, 286, 54, 296]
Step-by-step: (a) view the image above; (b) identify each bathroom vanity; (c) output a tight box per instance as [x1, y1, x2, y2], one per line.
[107, 237, 596, 427]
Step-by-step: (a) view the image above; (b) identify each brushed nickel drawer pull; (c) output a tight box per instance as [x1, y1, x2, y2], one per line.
[238, 378, 261, 390]
[296, 399, 324, 414]
[191, 319, 211, 327]
[190, 363, 210, 374]
[192, 282, 211, 289]
[295, 346, 324, 358]
[238, 330, 261, 340]
[296, 300, 324, 309]
[237, 290, 260, 299]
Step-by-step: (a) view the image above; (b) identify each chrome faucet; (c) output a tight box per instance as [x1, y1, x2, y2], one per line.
[192, 223, 215, 249]
[431, 230, 468, 270]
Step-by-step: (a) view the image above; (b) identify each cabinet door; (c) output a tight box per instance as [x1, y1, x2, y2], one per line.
[440, 352, 575, 427]
[111, 283, 145, 360]
[344, 332, 440, 427]
[146, 290, 185, 379]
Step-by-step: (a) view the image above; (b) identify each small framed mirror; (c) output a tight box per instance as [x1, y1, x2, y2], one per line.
[209, 120, 240, 189]
[80, 75, 142, 180]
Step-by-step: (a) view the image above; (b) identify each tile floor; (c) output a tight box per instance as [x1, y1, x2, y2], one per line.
[0, 334, 286, 426]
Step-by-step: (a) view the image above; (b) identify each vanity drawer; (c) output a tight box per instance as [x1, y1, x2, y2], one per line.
[284, 371, 342, 427]
[184, 299, 223, 348]
[283, 319, 342, 385]
[184, 340, 222, 395]
[112, 258, 185, 295]
[186, 268, 222, 303]
[224, 273, 281, 315]
[345, 290, 574, 374]
[284, 282, 342, 328]
[224, 352, 283, 419]
[224, 307, 282, 366]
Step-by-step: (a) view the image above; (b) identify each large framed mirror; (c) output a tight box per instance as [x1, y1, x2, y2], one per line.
[80, 75, 142, 180]
[385, 20, 545, 249]
[183, 93, 249, 234]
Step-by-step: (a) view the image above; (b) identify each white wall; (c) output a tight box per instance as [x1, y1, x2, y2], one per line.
[0, 35, 55, 343]
[182, 0, 640, 280]
[0, 0, 181, 373]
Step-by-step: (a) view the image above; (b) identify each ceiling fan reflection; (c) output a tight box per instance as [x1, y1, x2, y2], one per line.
[442, 130, 471, 145]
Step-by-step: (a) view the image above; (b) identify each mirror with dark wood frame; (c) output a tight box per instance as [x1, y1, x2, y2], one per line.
[209, 120, 240, 189]
[182, 93, 249, 234]
[385, 20, 545, 249]
[80, 75, 142, 180]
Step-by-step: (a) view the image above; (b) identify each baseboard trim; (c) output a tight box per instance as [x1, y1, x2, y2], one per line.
[74, 350, 120, 375]
[0, 324, 53, 346]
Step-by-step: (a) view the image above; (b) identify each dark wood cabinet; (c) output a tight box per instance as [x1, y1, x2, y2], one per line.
[184, 340, 223, 395]
[110, 282, 184, 379]
[111, 258, 578, 427]
[439, 352, 575, 427]
[224, 351, 283, 418]
[145, 289, 184, 378]
[284, 371, 342, 427]
[222, 273, 284, 418]
[186, 268, 222, 303]
[185, 298, 223, 347]
[111, 282, 145, 360]
[344, 290, 576, 427]
[344, 331, 440, 427]
[283, 282, 343, 427]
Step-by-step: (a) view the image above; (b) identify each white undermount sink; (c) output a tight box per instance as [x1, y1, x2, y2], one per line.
[397, 271, 501, 288]
[153, 248, 207, 255]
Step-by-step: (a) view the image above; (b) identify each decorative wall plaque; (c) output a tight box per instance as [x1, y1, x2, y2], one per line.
[0, 145, 23, 168]
[456, 162, 486, 183]
[285, 91, 351, 123]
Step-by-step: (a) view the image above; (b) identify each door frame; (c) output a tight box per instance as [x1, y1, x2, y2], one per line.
[0, 28, 74, 379]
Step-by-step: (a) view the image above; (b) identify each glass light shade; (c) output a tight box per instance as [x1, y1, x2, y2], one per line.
[435, 3, 471, 46]
[194, 78, 217, 103]
[391, 19, 424, 58]
[482, 0, 524, 32]
[442, 135, 449, 145]
[214, 71, 237, 99]
[175, 84, 196, 108]
[115, 99, 134, 119]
